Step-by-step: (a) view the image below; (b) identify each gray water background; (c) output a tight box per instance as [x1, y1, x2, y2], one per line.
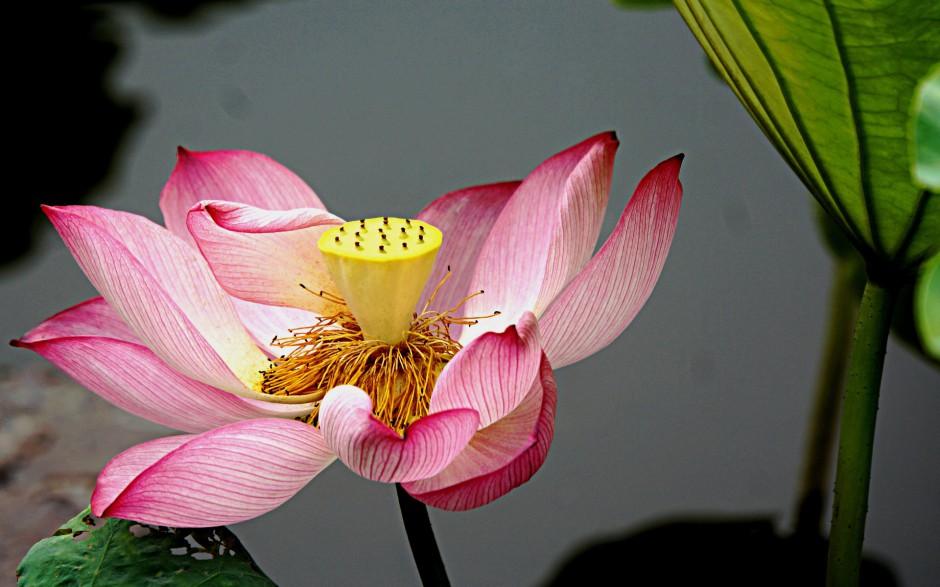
[1, 2, 937, 585]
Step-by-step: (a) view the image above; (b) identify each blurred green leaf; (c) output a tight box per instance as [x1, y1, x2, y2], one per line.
[913, 66, 940, 191]
[17, 506, 276, 586]
[674, 1, 940, 277]
[915, 252, 940, 359]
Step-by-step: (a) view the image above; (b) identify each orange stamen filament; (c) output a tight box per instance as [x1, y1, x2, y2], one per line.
[260, 273, 498, 434]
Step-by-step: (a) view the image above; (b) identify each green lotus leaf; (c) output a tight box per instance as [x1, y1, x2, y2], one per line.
[675, 0, 940, 277]
[16, 506, 276, 586]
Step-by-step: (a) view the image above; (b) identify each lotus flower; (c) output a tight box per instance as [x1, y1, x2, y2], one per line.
[13, 133, 683, 526]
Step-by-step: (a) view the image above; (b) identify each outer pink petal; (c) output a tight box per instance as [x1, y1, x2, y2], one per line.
[14, 335, 313, 433]
[540, 155, 684, 368]
[461, 133, 618, 340]
[430, 312, 541, 428]
[44, 205, 280, 401]
[404, 354, 557, 511]
[92, 419, 336, 527]
[187, 201, 343, 315]
[160, 148, 326, 246]
[16, 297, 139, 343]
[319, 386, 479, 483]
[415, 181, 520, 337]
[14, 297, 311, 428]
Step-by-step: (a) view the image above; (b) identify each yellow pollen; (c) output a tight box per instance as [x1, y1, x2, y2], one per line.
[261, 275, 489, 433]
[318, 217, 443, 344]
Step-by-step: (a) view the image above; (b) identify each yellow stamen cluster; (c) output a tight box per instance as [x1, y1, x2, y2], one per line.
[261, 291, 479, 433]
[260, 217, 497, 433]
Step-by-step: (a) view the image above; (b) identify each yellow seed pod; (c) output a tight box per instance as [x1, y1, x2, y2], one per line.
[318, 217, 442, 344]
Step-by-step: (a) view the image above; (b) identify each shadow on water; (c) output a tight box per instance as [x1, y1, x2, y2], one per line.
[543, 515, 897, 587]
[6, 0, 261, 267]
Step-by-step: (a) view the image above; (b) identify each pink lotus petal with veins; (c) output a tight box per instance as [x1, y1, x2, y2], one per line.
[17, 133, 682, 523]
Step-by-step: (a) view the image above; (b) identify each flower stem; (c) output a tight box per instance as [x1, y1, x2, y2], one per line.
[794, 260, 861, 537]
[826, 279, 897, 587]
[396, 483, 451, 586]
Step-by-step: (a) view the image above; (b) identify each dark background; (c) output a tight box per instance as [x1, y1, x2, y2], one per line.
[2, 1, 937, 585]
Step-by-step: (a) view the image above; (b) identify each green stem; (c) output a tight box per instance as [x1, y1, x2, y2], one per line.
[396, 483, 451, 586]
[794, 260, 860, 537]
[826, 279, 897, 587]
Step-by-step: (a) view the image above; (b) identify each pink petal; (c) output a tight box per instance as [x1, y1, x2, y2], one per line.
[430, 312, 541, 428]
[92, 419, 336, 527]
[15, 335, 313, 433]
[540, 155, 684, 368]
[461, 133, 618, 340]
[15, 297, 310, 428]
[231, 298, 323, 357]
[403, 353, 557, 511]
[405, 354, 546, 494]
[187, 201, 344, 315]
[92, 436, 191, 517]
[16, 297, 139, 344]
[44, 205, 278, 401]
[415, 181, 520, 338]
[160, 148, 326, 246]
[319, 386, 479, 483]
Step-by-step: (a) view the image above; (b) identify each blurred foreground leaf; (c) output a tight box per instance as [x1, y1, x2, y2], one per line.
[913, 66, 940, 190]
[674, 1, 940, 277]
[16, 506, 275, 586]
[909, 67, 940, 360]
[915, 253, 940, 358]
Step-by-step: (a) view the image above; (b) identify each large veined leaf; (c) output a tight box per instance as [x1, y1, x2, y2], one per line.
[16, 506, 276, 586]
[674, 0, 940, 277]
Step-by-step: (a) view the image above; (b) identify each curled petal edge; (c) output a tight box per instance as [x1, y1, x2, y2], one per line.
[160, 148, 326, 246]
[319, 386, 480, 483]
[431, 311, 541, 429]
[403, 353, 557, 511]
[187, 201, 343, 315]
